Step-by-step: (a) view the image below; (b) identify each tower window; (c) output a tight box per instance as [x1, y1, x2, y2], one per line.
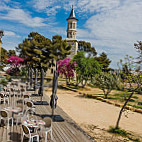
[70, 23, 72, 29]
[73, 23, 75, 29]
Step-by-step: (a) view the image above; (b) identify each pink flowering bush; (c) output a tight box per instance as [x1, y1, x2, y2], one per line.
[6, 56, 24, 76]
[7, 56, 24, 67]
[57, 58, 77, 84]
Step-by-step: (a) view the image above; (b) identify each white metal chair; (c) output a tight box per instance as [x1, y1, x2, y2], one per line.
[0, 93, 9, 105]
[22, 124, 39, 142]
[26, 101, 36, 119]
[23, 94, 31, 105]
[0, 110, 13, 129]
[26, 101, 35, 112]
[42, 117, 52, 141]
[16, 104, 25, 125]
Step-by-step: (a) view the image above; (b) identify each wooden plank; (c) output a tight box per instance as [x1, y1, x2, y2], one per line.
[0, 87, 93, 142]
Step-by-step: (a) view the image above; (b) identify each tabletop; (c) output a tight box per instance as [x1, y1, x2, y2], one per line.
[4, 107, 22, 113]
[23, 119, 45, 128]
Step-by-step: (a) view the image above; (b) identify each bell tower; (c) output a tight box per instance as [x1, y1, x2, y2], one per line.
[67, 5, 78, 39]
[66, 6, 78, 58]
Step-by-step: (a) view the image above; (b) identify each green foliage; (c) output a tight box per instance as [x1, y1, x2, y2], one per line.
[20, 67, 27, 77]
[8, 50, 16, 56]
[17, 32, 52, 70]
[118, 55, 142, 91]
[1, 48, 16, 65]
[134, 41, 142, 64]
[78, 41, 97, 57]
[108, 126, 128, 137]
[0, 78, 8, 86]
[108, 126, 141, 142]
[94, 72, 119, 98]
[95, 52, 111, 72]
[72, 51, 101, 87]
[138, 101, 142, 105]
[1, 47, 8, 64]
[129, 104, 142, 110]
[51, 35, 72, 61]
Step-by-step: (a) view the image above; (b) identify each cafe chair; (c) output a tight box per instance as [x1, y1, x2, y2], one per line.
[0, 110, 13, 129]
[22, 124, 39, 142]
[16, 104, 25, 125]
[0, 93, 9, 105]
[26, 101, 35, 112]
[42, 117, 52, 142]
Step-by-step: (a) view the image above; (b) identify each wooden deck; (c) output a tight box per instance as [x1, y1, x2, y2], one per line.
[0, 90, 94, 142]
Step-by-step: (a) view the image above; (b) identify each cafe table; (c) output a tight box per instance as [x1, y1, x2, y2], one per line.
[23, 119, 45, 128]
[4, 106, 22, 119]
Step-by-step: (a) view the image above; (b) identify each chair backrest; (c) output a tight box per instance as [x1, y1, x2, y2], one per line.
[17, 89, 20, 93]
[27, 101, 33, 108]
[22, 125, 30, 135]
[43, 117, 52, 128]
[11, 88, 14, 92]
[24, 95, 29, 99]
[21, 88, 25, 92]
[0, 93, 4, 98]
[0, 110, 8, 118]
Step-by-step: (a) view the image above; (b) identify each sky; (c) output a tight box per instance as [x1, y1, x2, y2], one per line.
[0, 0, 142, 68]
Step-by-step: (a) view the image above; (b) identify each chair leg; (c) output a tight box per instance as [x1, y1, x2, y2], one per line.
[37, 135, 39, 142]
[22, 133, 25, 142]
[50, 130, 52, 140]
[7, 119, 9, 129]
[45, 131, 47, 142]
[11, 118, 13, 127]
[16, 118, 18, 125]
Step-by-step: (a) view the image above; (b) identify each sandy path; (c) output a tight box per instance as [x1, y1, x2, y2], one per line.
[46, 88, 142, 137]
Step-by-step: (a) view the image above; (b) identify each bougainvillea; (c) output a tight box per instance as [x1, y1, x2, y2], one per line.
[7, 56, 24, 67]
[6, 56, 24, 76]
[57, 58, 77, 84]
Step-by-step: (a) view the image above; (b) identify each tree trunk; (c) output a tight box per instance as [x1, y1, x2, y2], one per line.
[81, 78, 88, 88]
[65, 76, 68, 85]
[29, 68, 33, 89]
[38, 68, 44, 102]
[28, 67, 30, 82]
[34, 68, 37, 93]
[115, 91, 134, 128]
[40, 68, 44, 102]
[104, 93, 108, 99]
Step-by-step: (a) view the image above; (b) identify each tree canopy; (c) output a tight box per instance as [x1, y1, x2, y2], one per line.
[17, 32, 52, 70]
[134, 41, 142, 64]
[78, 41, 97, 57]
[51, 35, 72, 61]
[72, 51, 101, 87]
[95, 52, 111, 72]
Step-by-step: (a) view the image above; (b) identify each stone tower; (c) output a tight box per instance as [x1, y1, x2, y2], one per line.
[66, 6, 78, 58]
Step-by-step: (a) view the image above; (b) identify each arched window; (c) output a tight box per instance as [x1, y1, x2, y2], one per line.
[73, 23, 75, 29]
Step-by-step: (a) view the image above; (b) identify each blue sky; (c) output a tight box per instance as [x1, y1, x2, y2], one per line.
[0, 0, 142, 68]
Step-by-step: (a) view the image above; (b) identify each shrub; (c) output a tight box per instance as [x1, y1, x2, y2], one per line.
[0, 78, 8, 86]
[94, 72, 119, 99]
[108, 126, 128, 137]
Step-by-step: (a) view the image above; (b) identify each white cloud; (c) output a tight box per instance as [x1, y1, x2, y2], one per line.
[46, 5, 61, 16]
[4, 31, 20, 38]
[33, 0, 62, 16]
[76, 0, 142, 68]
[0, 8, 47, 27]
[33, 0, 120, 16]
